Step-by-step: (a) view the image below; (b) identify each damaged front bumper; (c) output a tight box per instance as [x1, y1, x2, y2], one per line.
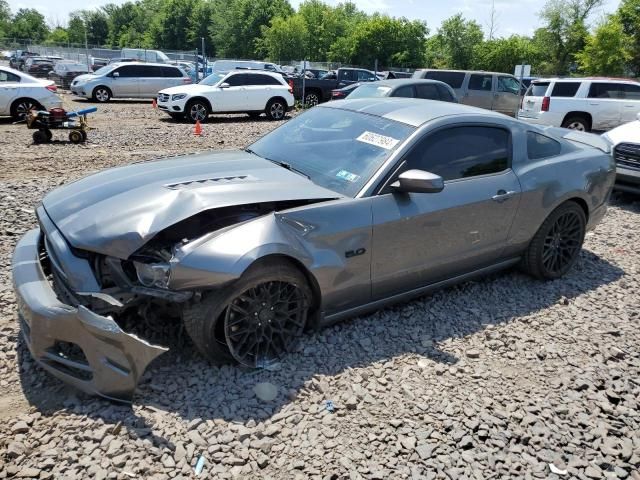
[12, 228, 168, 402]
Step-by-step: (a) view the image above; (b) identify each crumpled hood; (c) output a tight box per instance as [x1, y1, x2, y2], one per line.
[42, 150, 340, 259]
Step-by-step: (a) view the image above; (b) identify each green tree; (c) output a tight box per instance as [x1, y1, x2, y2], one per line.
[534, 0, 605, 75]
[0, 0, 11, 39]
[45, 27, 69, 45]
[149, 0, 197, 50]
[618, 0, 640, 75]
[187, 0, 216, 55]
[428, 14, 483, 69]
[67, 13, 85, 44]
[103, 1, 155, 48]
[258, 14, 309, 62]
[576, 15, 631, 75]
[8, 8, 49, 42]
[211, 0, 293, 58]
[472, 35, 543, 73]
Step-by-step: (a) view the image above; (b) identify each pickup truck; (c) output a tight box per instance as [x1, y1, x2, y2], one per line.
[291, 67, 378, 105]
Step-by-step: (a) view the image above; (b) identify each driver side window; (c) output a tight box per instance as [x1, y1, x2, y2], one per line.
[400, 126, 511, 182]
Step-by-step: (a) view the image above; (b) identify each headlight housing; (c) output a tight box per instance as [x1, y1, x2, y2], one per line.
[171, 93, 187, 101]
[133, 261, 171, 289]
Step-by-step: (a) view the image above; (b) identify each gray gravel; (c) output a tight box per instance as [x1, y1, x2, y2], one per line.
[1, 97, 639, 479]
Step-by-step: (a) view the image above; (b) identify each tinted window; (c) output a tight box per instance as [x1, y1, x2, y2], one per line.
[622, 83, 640, 100]
[0, 70, 20, 82]
[162, 66, 183, 77]
[497, 76, 520, 94]
[436, 84, 455, 101]
[527, 82, 549, 97]
[551, 82, 580, 97]
[527, 132, 561, 159]
[225, 73, 246, 86]
[340, 70, 356, 81]
[357, 70, 375, 81]
[423, 71, 466, 89]
[393, 85, 415, 98]
[245, 74, 281, 86]
[415, 83, 440, 100]
[141, 65, 164, 77]
[469, 74, 492, 91]
[114, 65, 139, 77]
[405, 126, 510, 181]
[588, 82, 624, 99]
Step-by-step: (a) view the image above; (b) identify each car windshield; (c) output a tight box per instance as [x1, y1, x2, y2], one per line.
[248, 107, 415, 197]
[200, 72, 226, 85]
[348, 84, 392, 99]
[93, 65, 115, 75]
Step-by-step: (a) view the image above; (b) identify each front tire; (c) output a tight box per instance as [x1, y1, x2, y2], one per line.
[186, 99, 209, 123]
[92, 86, 111, 103]
[522, 201, 586, 280]
[183, 259, 311, 367]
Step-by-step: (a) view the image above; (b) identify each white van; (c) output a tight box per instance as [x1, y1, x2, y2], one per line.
[211, 60, 282, 75]
[121, 48, 171, 64]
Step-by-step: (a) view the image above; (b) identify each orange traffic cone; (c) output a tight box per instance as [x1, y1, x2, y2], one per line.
[193, 120, 202, 136]
[152, 98, 157, 109]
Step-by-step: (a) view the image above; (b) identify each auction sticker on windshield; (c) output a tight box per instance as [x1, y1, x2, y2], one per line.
[356, 131, 400, 150]
[336, 170, 360, 182]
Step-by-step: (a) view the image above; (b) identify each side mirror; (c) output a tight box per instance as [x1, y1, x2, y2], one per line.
[392, 170, 444, 194]
[219, 82, 230, 88]
[112, 71, 119, 78]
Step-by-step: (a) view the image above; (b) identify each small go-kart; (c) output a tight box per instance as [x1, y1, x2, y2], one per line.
[26, 107, 97, 144]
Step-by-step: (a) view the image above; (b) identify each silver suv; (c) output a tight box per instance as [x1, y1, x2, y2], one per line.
[70, 62, 191, 102]
[412, 69, 521, 116]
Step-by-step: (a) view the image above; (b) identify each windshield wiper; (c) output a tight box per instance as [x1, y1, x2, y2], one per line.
[244, 149, 310, 180]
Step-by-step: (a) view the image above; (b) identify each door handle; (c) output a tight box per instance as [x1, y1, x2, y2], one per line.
[492, 190, 517, 202]
[624, 105, 635, 108]
[588, 102, 599, 106]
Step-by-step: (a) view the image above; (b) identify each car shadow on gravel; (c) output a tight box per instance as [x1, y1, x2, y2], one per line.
[15, 249, 624, 448]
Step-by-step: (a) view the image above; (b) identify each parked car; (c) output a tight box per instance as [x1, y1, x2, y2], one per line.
[602, 112, 640, 194]
[331, 82, 361, 100]
[412, 69, 522, 116]
[12, 98, 614, 401]
[49, 62, 90, 89]
[291, 67, 378, 106]
[90, 57, 109, 71]
[108, 57, 138, 64]
[70, 62, 191, 102]
[305, 69, 329, 79]
[9, 51, 37, 70]
[23, 57, 55, 78]
[210, 60, 282, 75]
[346, 79, 458, 103]
[380, 71, 413, 79]
[0, 66, 61, 119]
[1, 50, 12, 60]
[157, 70, 294, 122]
[518, 78, 640, 132]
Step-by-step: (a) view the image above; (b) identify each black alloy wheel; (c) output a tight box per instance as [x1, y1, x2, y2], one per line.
[541, 211, 584, 276]
[224, 280, 307, 368]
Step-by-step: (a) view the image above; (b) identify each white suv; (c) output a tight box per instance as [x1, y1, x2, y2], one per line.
[519, 78, 640, 132]
[157, 70, 294, 123]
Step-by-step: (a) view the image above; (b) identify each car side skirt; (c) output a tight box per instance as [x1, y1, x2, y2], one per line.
[320, 257, 521, 326]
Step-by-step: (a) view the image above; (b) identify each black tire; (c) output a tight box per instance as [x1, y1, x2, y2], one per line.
[186, 99, 210, 123]
[521, 201, 586, 280]
[10, 98, 42, 120]
[32, 130, 48, 144]
[44, 129, 53, 141]
[561, 115, 590, 132]
[68, 130, 84, 144]
[266, 98, 286, 121]
[92, 86, 111, 103]
[304, 91, 320, 107]
[183, 258, 312, 367]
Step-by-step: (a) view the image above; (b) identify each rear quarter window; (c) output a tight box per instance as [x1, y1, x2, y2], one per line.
[162, 66, 184, 77]
[551, 82, 580, 97]
[527, 82, 550, 97]
[527, 132, 562, 159]
[423, 71, 466, 89]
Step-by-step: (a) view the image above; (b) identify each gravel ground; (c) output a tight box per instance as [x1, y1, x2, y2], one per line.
[0, 95, 639, 479]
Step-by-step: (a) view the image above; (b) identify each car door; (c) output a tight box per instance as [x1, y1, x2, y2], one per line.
[137, 65, 165, 98]
[586, 82, 623, 130]
[493, 75, 521, 116]
[161, 66, 188, 90]
[620, 83, 640, 124]
[110, 65, 139, 97]
[0, 69, 21, 115]
[371, 124, 521, 299]
[216, 73, 247, 111]
[463, 73, 494, 110]
[244, 73, 271, 110]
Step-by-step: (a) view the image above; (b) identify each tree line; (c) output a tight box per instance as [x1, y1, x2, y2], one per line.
[1, 0, 639, 77]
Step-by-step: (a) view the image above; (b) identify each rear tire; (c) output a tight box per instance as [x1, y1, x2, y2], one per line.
[521, 201, 586, 280]
[69, 130, 84, 144]
[32, 130, 48, 144]
[561, 115, 590, 132]
[92, 86, 111, 103]
[266, 98, 286, 121]
[304, 91, 320, 107]
[183, 259, 311, 367]
[10, 98, 42, 120]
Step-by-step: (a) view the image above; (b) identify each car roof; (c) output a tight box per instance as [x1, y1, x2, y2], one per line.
[319, 97, 503, 127]
[534, 77, 640, 84]
[416, 68, 516, 76]
[359, 79, 451, 89]
[110, 61, 177, 67]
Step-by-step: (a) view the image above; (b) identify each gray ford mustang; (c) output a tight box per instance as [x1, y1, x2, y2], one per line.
[12, 98, 615, 401]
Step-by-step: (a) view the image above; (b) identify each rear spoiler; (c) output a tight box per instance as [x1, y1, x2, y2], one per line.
[546, 127, 610, 153]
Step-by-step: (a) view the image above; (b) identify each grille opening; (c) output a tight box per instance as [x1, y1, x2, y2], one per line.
[43, 341, 93, 381]
[614, 143, 640, 169]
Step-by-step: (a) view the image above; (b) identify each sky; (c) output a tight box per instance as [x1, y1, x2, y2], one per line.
[8, 0, 621, 37]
